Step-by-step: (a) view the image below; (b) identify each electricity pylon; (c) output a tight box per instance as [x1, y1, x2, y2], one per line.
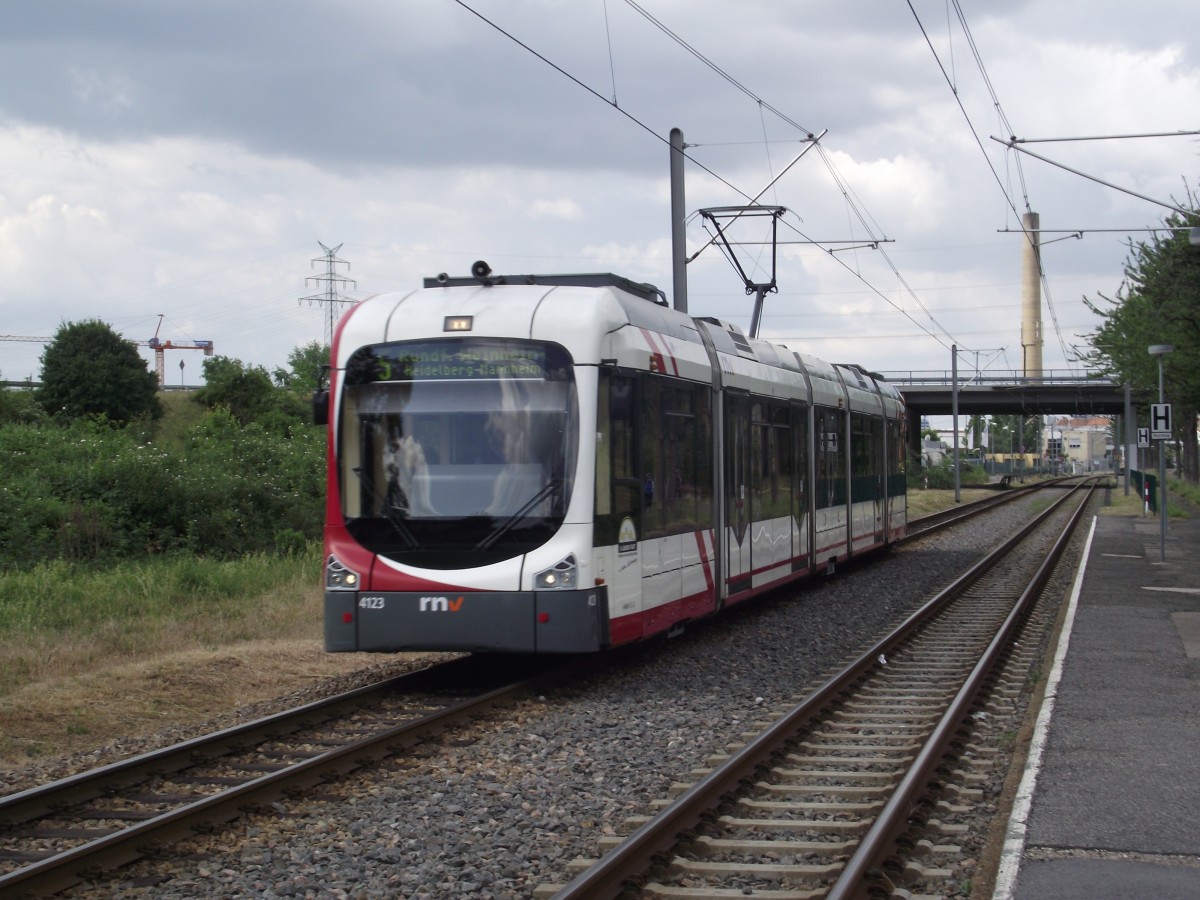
[300, 242, 356, 346]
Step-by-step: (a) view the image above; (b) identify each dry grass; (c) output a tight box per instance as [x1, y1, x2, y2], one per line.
[0, 573, 380, 770]
[906, 487, 996, 517]
[1101, 486, 1151, 517]
[0, 639, 371, 768]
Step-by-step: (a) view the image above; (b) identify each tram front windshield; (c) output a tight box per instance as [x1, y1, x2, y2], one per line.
[338, 338, 578, 567]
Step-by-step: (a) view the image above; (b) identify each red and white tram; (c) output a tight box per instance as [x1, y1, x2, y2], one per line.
[318, 265, 906, 653]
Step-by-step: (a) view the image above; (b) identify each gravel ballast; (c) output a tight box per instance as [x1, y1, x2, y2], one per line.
[44, 501, 1048, 898]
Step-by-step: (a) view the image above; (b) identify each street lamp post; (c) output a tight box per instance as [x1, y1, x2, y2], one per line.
[1148, 343, 1173, 563]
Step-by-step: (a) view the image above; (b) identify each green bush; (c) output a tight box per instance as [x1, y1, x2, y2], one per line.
[0, 386, 47, 425]
[0, 545, 321, 636]
[0, 407, 325, 569]
[909, 458, 989, 490]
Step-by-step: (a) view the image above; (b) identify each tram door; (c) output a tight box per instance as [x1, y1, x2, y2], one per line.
[595, 372, 644, 631]
[723, 393, 752, 596]
[870, 418, 885, 541]
[850, 414, 885, 549]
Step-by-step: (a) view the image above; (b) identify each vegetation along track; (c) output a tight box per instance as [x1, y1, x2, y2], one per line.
[543, 479, 1099, 899]
[0, 653, 578, 898]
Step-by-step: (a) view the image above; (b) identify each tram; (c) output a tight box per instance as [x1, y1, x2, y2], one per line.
[317, 264, 906, 653]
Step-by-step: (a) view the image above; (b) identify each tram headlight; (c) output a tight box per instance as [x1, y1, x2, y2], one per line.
[534, 554, 577, 590]
[326, 555, 360, 591]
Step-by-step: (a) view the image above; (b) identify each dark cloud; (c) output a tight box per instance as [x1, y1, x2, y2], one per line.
[0, 2, 985, 175]
[0, 1, 1195, 382]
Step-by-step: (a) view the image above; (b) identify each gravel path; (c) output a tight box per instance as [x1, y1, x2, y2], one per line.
[54, 504, 1037, 899]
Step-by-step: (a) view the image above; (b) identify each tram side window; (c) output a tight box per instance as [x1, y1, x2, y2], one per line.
[664, 384, 711, 536]
[595, 372, 639, 546]
[792, 404, 809, 517]
[815, 407, 846, 509]
[642, 377, 714, 539]
[694, 388, 714, 530]
[751, 402, 793, 521]
[641, 378, 665, 538]
[772, 404, 793, 520]
[873, 418, 885, 488]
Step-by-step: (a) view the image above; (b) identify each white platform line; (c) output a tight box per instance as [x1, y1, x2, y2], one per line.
[992, 515, 1097, 899]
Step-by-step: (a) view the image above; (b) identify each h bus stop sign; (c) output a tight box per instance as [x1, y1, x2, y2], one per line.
[1150, 403, 1172, 440]
[1138, 427, 1150, 448]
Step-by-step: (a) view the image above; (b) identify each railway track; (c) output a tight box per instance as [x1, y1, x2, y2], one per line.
[541, 480, 1097, 899]
[903, 476, 1077, 540]
[0, 654, 578, 898]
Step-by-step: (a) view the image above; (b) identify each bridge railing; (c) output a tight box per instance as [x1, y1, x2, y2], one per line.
[879, 369, 1116, 387]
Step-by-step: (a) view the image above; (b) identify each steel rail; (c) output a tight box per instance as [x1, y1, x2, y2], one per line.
[0, 670, 420, 827]
[827, 480, 1095, 898]
[0, 661, 570, 897]
[0, 653, 521, 827]
[551, 481, 1093, 899]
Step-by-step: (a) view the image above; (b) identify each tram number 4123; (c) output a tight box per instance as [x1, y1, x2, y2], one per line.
[358, 596, 386, 609]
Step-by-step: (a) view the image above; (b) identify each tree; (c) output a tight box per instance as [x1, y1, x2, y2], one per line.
[193, 356, 278, 425]
[195, 351, 323, 434]
[272, 341, 329, 394]
[36, 320, 161, 424]
[965, 414, 987, 451]
[1081, 192, 1200, 482]
[984, 415, 1042, 458]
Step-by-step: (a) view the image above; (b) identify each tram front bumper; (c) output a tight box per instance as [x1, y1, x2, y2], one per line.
[324, 588, 608, 653]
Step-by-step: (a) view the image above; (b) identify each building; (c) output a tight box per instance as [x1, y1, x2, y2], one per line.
[1047, 416, 1115, 473]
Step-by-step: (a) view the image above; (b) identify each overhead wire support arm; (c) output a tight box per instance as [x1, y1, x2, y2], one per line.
[995, 230, 1084, 247]
[715, 238, 893, 248]
[821, 240, 890, 253]
[990, 135, 1194, 216]
[1005, 129, 1200, 143]
[999, 226, 1196, 235]
[685, 130, 827, 266]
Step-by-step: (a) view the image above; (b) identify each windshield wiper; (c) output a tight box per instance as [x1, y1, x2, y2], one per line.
[474, 479, 562, 551]
[353, 467, 420, 550]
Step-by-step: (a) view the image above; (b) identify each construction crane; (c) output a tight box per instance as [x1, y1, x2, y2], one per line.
[145, 316, 213, 386]
[1, 317, 213, 387]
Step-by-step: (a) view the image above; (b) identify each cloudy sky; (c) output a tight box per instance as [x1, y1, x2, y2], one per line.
[2, 0, 1197, 387]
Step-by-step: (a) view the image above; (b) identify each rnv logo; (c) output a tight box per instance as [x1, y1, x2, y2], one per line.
[419, 596, 465, 612]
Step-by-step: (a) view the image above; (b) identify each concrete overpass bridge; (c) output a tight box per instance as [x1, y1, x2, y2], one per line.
[880, 369, 1138, 461]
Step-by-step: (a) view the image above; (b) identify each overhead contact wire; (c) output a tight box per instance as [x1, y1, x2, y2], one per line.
[456, 0, 958, 350]
[450, 0, 749, 203]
